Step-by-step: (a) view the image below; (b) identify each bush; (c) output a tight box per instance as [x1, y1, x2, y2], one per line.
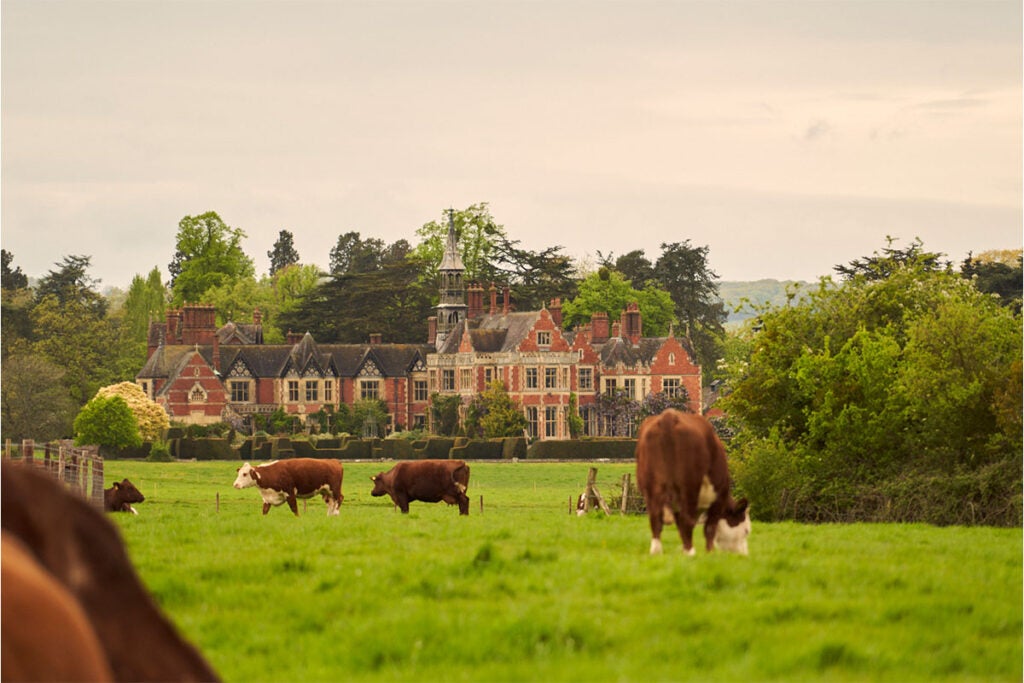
[147, 440, 173, 462]
[74, 395, 141, 451]
[526, 439, 636, 460]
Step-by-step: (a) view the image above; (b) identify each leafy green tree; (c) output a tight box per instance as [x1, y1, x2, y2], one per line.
[349, 399, 389, 437]
[1, 351, 76, 441]
[267, 229, 301, 276]
[834, 235, 949, 281]
[599, 249, 655, 287]
[464, 381, 528, 438]
[73, 395, 142, 451]
[169, 212, 255, 305]
[487, 234, 579, 311]
[561, 268, 675, 337]
[2, 249, 28, 290]
[329, 232, 389, 276]
[1, 251, 34, 360]
[430, 393, 462, 436]
[122, 268, 167, 344]
[410, 204, 506, 286]
[961, 250, 1022, 312]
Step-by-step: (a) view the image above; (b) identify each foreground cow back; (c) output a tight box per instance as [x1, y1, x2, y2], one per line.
[636, 409, 750, 555]
[1, 462, 219, 682]
[371, 460, 470, 515]
[233, 458, 344, 516]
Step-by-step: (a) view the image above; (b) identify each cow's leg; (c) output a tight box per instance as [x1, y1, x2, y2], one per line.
[394, 493, 410, 514]
[676, 520, 696, 556]
[287, 494, 300, 516]
[262, 502, 271, 515]
[646, 493, 665, 555]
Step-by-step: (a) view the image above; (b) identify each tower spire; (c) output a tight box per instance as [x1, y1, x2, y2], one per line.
[434, 207, 467, 347]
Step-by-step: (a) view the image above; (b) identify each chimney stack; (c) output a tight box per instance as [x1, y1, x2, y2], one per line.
[369, 333, 382, 345]
[549, 297, 563, 328]
[427, 316, 438, 345]
[623, 302, 642, 345]
[502, 285, 510, 315]
[591, 312, 609, 343]
[489, 283, 497, 315]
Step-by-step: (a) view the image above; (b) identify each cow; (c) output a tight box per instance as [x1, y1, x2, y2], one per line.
[233, 458, 344, 516]
[370, 459, 470, 515]
[105, 478, 145, 514]
[635, 409, 751, 556]
[1, 462, 220, 682]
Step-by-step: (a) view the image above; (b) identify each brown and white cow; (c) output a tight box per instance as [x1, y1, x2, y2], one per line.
[105, 478, 145, 514]
[370, 460, 470, 515]
[636, 409, 751, 556]
[233, 458, 344, 516]
[1, 462, 220, 682]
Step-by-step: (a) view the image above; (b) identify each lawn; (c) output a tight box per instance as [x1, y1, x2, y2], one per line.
[104, 460, 1022, 682]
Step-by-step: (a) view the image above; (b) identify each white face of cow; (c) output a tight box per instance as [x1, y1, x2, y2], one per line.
[233, 463, 257, 489]
[714, 508, 752, 555]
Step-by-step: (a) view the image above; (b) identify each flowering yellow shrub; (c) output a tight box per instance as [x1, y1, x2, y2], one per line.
[95, 382, 170, 442]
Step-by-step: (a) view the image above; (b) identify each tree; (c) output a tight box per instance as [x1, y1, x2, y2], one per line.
[1, 352, 76, 442]
[169, 212, 255, 305]
[122, 268, 167, 345]
[329, 231, 389, 276]
[653, 241, 727, 380]
[599, 249, 655, 287]
[464, 381, 528, 438]
[410, 204, 507, 286]
[430, 394, 462, 436]
[2, 249, 28, 290]
[561, 268, 675, 337]
[267, 229, 301, 276]
[94, 382, 170, 442]
[73, 395, 142, 451]
[36, 255, 107, 317]
[834, 235, 949, 281]
[961, 250, 1022, 312]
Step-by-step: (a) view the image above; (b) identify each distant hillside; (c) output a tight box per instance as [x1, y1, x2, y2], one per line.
[717, 279, 813, 325]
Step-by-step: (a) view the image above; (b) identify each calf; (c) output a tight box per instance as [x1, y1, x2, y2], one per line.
[371, 460, 470, 515]
[1, 462, 219, 682]
[233, 458, 344, 516]
[105, 478, 145, 514]
[636, 409, 750, 555]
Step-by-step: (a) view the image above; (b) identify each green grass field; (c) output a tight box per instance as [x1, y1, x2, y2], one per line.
[102, 461, 1021, 682]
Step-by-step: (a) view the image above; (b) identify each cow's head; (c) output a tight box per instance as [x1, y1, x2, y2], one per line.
[233, 463, 258, 489]
[114, 479, 145, 504]
[715, 498, 751, 555]
[369, 474, 388, 497]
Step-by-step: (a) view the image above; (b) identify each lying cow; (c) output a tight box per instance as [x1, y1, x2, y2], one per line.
[105, 478, 145, 514]
[371, 460, 470, 515]
[1, 462, 219, 682]
[636, 409, 751, 555]
[233, 458, 344, 516]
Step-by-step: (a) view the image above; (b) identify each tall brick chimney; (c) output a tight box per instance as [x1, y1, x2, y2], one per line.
[549, 298, 563, 328]
[502, 285, 510, 315]
[623, 302, 642, 345]
[591, 312, 609, 343]
[489, 283, 497, 315]
[427, 316, 438, 345]
[468, 282, 484, 319]
[369, 333, 382, 345]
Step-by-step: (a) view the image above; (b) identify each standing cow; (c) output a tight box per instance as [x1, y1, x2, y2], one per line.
[105, 479, 145, 514]
[371, 460, 470, 515]
[233, 459, 344, 516]
[636, 409, 750, 555]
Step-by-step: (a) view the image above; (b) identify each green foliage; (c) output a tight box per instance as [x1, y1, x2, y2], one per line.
[465, 381, 528, 438]
[349, 399, 389, 438]
[73, 395, 141, 450]
[566, 393, 584, 439]
[561, 268, 675, 336]
[267, 229, 300, 276]
[1, 249, 28, 290]
[265, 406, 295, 435]
[961, 249, 1022, 312]
[722, 241, 1023, 523]
[1, 351, 77, 442]
[169, 211, 255, 305]
[430, 393, 462, 436]
[147, 439, 173, 462]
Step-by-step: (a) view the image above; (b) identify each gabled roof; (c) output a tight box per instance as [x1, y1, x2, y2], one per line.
[465, 311, 542, 353]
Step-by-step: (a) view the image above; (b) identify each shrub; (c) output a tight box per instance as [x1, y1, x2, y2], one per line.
[74, 395, 141, 452]
[148, 440, 173, 462]
[94, 382, 170, 442]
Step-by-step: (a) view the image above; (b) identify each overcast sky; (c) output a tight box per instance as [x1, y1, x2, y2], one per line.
[2, 0, 1020, 290]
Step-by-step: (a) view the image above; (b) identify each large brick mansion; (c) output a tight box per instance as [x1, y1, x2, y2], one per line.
[137, 222, 702, 439]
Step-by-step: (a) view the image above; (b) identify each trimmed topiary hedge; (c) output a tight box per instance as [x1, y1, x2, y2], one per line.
[526, 438, 637, 460]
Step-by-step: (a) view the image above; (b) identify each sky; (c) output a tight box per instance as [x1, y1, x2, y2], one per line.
[2, 0, 1021, 291]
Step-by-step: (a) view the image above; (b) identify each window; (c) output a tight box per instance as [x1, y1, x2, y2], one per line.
[578, 368, 593, 391]
[604, 378, 617, 394]
[525, 407, 539, 438]
[663, 378, 682, 398]
[537, 330, 551, 346]
[484, 367, 494, 385]
[414, 380, 428, 402]
[545, 406, 558, 437]
[360, 380, 380, 400]
[624, 378, 637, 399]
[413, 414, 426, 429]
[139, 381, 149, 397]
[230, 381, 249, 403]
[526, 368, 538, 389]
[305, 380, 319, 402]
[288, 380, 299, 402]
[460, 368, 472, 390]
[544, 367, 558, 389]
[189, 385, 206, 403]
[324, 381, 333, 403]
[442, 369, 456, 392]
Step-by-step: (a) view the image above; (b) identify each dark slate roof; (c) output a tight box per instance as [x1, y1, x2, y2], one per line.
[218, 321, 263, 345]
[463, 312, 542, 353]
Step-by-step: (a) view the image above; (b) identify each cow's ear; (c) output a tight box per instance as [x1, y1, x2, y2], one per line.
[370, 476, 376, 482]
[112, 482, 120, 490]
[735, 497, 749, 513]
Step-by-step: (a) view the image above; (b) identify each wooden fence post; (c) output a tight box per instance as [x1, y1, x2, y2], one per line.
[4, 438, 10, 459]
[91, 450, 104, 508]
[21, 439, 33, 463]
[620, 473, 631, 514]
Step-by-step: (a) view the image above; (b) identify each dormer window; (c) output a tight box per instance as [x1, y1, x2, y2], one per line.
[537, 331, 551, 347]
[668, 353, 676, 366]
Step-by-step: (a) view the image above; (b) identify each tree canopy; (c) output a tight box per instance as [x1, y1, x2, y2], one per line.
[169, 212, 255, 306]
[267, 229, 300, 276]
[561, 268, 675, 337]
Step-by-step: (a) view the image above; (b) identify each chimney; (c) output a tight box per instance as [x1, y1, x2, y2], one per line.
[287, 330, 303, 345]
[369, 333, 382, 345]
[166, 309, 180, 344]
[624, 302, 642, 345]
[612, 321, 621, 338]
[549, 297, 563, 328]
[427, 316, 438, 345]
[489, 283, 497, 315]
[591, 312, 609, 343]
[253, 308, 262, 326]
[213, 332, 221, 374]
[502, 285, 510, 315]
[468, 282, 483, 319]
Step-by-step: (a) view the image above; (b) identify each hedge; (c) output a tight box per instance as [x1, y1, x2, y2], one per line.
[526, 438, 637, 460]
[173, 437, 236, 461]
[452, 439, 504, 460]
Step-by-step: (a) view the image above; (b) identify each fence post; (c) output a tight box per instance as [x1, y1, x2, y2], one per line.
[21, 439, 33, 463]
[91, 449, 104, 508]
[4, 438, 10, 459]
[620, 473, 631, 514]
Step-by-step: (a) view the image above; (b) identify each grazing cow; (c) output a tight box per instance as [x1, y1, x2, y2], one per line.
[1, 462, 220, 682]
[371, 460, 470, 515]
[635, 409, 751, 556]
[233, 458, 344, 516]
[105, 478, 145, 514]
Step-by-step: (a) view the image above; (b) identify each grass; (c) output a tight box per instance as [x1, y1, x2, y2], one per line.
[101, 460, 1021, 682]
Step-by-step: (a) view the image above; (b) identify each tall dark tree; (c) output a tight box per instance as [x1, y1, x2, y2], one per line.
[35, 255, 107, 317]
[267, 229, 301, 276]
[487, 235, 579, 311]
[329, 231, 387, 276]
[1, 251, 33, 358]
[653, 241, 727, 380]
[961, 251, 1023, 312]
[2, 250, 28, 290]
[598, 249, 655, 288]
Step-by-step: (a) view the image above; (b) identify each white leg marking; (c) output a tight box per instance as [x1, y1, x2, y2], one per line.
[684, 546, 696, 557]
[649, 538, 663, 555]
